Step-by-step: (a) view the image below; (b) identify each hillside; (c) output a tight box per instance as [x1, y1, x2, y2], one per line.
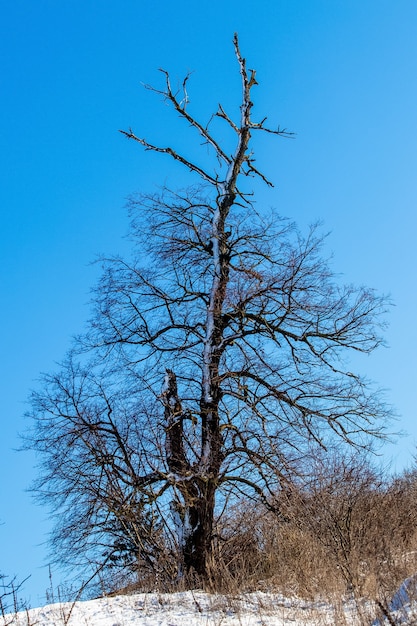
[2, 587, 417, 626]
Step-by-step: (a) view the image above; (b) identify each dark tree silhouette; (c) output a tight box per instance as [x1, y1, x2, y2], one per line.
[27, 35, 389, 584]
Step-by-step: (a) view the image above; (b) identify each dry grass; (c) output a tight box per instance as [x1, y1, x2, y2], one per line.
[101, 455, 417, 625]
[5, 454, 417, 625]
[157, 455, 417, 623]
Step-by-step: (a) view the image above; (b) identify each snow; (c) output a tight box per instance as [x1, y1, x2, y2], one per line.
[0, 590, 381, 626]
[372, 574, 417, 625]
[2, 584, 417, 626]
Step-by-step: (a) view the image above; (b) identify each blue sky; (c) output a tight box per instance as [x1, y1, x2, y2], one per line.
[1, 0, 417, 607]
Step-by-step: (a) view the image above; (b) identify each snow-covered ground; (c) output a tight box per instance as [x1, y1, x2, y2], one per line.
[2, 587, 417, 626]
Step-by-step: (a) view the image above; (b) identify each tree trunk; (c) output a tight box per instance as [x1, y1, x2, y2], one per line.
[161, 369, 211, 577]
[157, 36, 279, 581]
[182, 482, 216, 577]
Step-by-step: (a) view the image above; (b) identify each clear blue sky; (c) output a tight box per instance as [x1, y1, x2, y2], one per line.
[1, 0, 416, 607]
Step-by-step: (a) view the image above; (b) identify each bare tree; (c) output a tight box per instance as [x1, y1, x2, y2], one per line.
[27, 34, 390, 585]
